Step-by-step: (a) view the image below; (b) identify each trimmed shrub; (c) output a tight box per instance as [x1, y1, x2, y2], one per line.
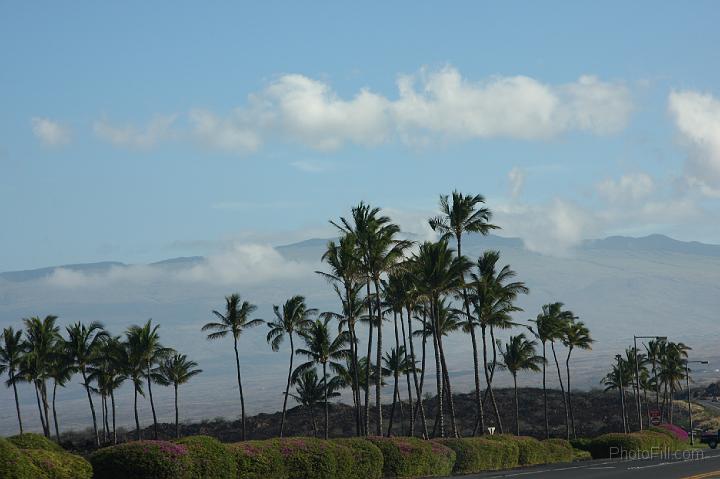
[366, 436, 455, 478]
[486, 435, 547, 466]
[588, 431, 679, 459]
[23, 449, 93, 479]
[653, 424, 689, 442]
[0, 437, 44, 479]
[89, 440, 193, 479]
[276, 437, 338, 479]
[175, 435, 236, 479]
[573, 449, 592, 461]
[7, 433, 64, 453]
[569, 437, 592, 451]
[227, 440, 286, 479]
[436, 437, 519, 474]
[542, 439, 573, 463]
[332, 438, 383, 479]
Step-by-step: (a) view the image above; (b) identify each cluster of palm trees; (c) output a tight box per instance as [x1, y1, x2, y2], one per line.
[1, 190, 597, 444]
[603, 339, 690, 431]
[0, 317, 201, 445]
[203, 192, 594, 442]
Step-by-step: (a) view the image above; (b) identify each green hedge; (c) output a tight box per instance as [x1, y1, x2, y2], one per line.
[7, 433, 64, 453]
[366, 436, 455, 478]
[486, 435, 547, 466]
[332, 438, 383, 479]
[175, 435, 236, 479]
[435, 437, 519, 474]
[542, 439, 573, 463]
[23, 449, 93, 479]
[0, 437, 44, 479]
[89, 440, 193, 479]
[277, 437, 339, 479]
[588, 431, 680, 459]
[227, 440, 286, 479]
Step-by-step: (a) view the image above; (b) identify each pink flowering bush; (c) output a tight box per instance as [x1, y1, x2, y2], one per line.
[0, 437, 44, 479]
[89, 440, 192, 479]
[174, 435, 236, 479]
[654, 424, 689, 442]
[227, 439, 286, 479]
[366, 436, 455, 477]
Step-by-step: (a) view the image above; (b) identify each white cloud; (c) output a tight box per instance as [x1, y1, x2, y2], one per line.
[44, 243, 310, 288]
[93, 115, 177, 148]
[290, 159, 332, 172]
[496, 199, 598, 256]
[668, 90, 720, 194]
[596, 173, 655, 202]
[508, 167, 526, 198]
[31, 117, 70, 146]
[92, 66, 633, 153]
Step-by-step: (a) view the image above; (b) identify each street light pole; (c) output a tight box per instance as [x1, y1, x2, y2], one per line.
[633, 335, 667, 431]
[686, 359, 709, 446]
[617, 354, 627, 434]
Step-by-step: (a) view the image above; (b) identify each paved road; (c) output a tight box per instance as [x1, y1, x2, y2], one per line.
[444, 448, 720, 479]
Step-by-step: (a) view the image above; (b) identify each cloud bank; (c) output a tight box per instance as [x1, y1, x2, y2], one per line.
[31, 117, 70, 146]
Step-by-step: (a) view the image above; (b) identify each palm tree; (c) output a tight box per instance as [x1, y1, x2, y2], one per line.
[468, 252, 527, 435]
[294, 317, 351, 439]
[657, 341, 689, 424]
[528, 303, 572, 439]
[122, 334, 146, 440]
[202, 294, 263, 441]
[125, 319, 172, 440]
[289, 369, 341, 437]
[266, 295, 316, 437]
[429, 190, 497, 435]
[317, 234, 364, 435]
[602, 359, 630, 432]
[383, 346, 416, 436]
[155, 353, 202, 438]
[332, 203, 409, 435]
[562, 320, 593, 438]
[64, 320, 106, 446]
[47, 349, 74, 442]
[412, 240, 469, 438]
[24, 316, 61, 438]
[499, 333, 543, 436]
[89, 336, 126, 444]
[0, 327, 26, 434]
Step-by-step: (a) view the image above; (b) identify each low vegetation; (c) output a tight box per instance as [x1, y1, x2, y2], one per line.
[0, 434, 91, 479]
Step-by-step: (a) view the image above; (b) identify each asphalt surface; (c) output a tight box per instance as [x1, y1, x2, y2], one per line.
[444, 448, 720, 479]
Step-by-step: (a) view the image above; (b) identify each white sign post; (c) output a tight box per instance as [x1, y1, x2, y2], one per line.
[488, 427, 496, 435]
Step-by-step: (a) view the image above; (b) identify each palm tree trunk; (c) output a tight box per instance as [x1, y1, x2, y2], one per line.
[104, 395, 110, 442]
[11, 371, 23, 434]
[280, 333, 294, 438]
[550, 342, 570, 440]
[513, 374, 520, 436]
[364, 279, 374, 436]
[373, 278, 383, 436]
[482, 325, 502, 433]
[309, 405, 317, 437]
[406, 305, 427, 438]
[432, 301, 444, 437]
[399, 309, 414, 437]
[134, 383, 141, 440]
[489, 326, 498, 384]
[34, 381, 48, 437]
[174, 384, 179, 438]
[437, 334, 459, 437]
[233, 338, 246, 441]
[81, 369, 100, 446]
[388, 311, 401, 437]
[111, 390, 117, 444]
[565, 348, 576, 438]
[469, 325, 485, 436]
[387, 362, 399, 436]
[40, 380, 51, 439]
[52, 380, 61, 442]
[542, 342, 549, 438]
[349, 320, 362, 437]
[323, 362, 329, 440]
[147, 366, 159, 440]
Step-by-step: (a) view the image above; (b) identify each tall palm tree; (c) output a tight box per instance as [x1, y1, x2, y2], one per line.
[383, 346, 416, 436]
[332, 203, 409, 435]
[155, 353, 202, 438]
[499, 333, 543, 436]
[125, 319, 173, 440]
[24, 315, 61, 438]
[294, 317, 351, 439]
[47, 348, 74, 442]
[89, 336, 126, 444]
[562, 320, 593, 438]
[429, 190, 497, 435]
[266, 295, 316, 437]
[602, 359, 630, 432]
[657, 341, 689, 424]
[64, 320, 106, 446]
[412, 240, 469, 437]
[317, 234, 364, 435]
[122, 334, 146, 440]
[289, 369, 341, 437]
[0, 327, 26, 434]
[529, 303, 574, 439]
[202, 294, 263, 441]
[469, 252, 528, 435]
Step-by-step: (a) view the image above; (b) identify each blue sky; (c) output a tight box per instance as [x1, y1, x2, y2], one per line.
[2, 1, 720, 271]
